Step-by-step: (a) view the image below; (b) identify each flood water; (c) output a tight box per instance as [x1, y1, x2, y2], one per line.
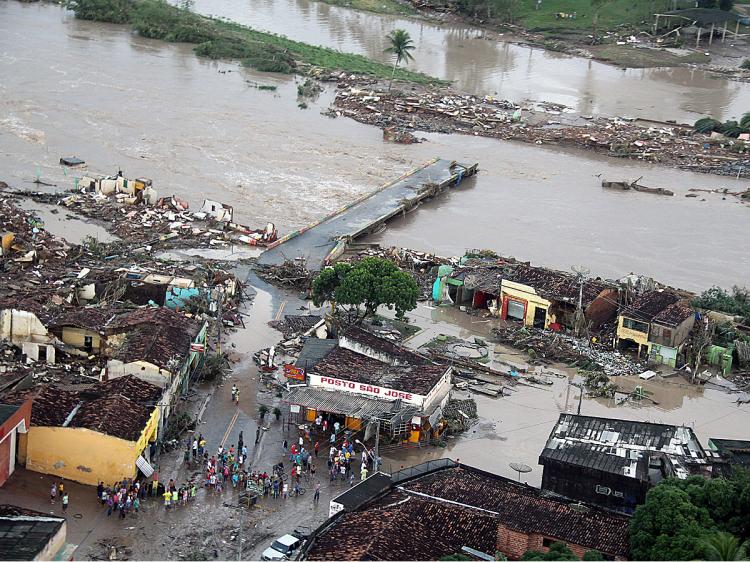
[1, 2, 749, 291]
[190, 0, 750, 122]
[381, 302, 750, 486]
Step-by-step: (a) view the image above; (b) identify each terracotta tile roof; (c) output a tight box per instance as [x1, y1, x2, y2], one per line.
[69, 394, 152, 441]
[50, 307, 118, 332]
[625, 290, 682, 322]
[308, 491, 498, 561]
[459, 263, 613, 306]
[314, 347, 447, 396]
[305, 463, 630, 560]
[16, 375, 160, 441]
[652, 301, 694, 327]
[107, 308, 203, 371]
[503, 264, 613, 305]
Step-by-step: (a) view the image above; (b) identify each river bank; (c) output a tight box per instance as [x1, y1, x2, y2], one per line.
[332, 77, 750, 178]
[67, 0, 442, 84]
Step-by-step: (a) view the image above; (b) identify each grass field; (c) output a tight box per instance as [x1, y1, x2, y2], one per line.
[513, 0, 676, 34]
[69, 0, 441, 83]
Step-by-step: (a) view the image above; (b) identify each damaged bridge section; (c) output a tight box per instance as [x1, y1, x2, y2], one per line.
[258, 158, 478, 271]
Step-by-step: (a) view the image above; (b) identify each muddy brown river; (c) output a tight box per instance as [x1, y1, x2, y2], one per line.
[1, 2, 749, 291]
[191, 0, 750, 122]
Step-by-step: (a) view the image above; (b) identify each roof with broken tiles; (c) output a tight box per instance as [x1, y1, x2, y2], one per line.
[304, 462, 630, 560]
[107, 307, 203, 370]
[2, 375, 161, 441]
[340, 325, 424, 364]
[540, 414, 708, 481]
[458, 262, 614, 305]
[622, 290, 683, 322]
[313, 346, 448, 396]
[49, 306, 119, 332]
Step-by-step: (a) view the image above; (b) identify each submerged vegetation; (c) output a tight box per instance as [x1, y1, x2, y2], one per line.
[66, 0, 443, 82]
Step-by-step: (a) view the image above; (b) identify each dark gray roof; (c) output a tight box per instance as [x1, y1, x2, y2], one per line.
[331, 473, 393, 511]
[295, 338, 337, 370]
[0, 505, 65, 560]
[540, 414, 708, 481]
[709, 438, 750, 467]
[0, 404, 20, 426]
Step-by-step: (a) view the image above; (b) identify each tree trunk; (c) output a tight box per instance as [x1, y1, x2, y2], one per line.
[388, 59, 398, 91]
[592, 11, 599, 45]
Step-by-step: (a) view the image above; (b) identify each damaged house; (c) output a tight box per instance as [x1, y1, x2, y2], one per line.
[440, 262, 618, 331]
[47, 307, 116, 356]
[0, 299, 58, 365]
[285, 326, 452, 445]
[103, 307, 207, 437]
[616, 289, 695, 366]
[539, 413, 710, 513]
[3, 375, 161, 486]
[302, 459, 630, 561]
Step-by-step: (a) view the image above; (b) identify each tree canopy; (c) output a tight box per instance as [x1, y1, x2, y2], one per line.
[311, 257, 419, 323]
[630, 471, 750, 561]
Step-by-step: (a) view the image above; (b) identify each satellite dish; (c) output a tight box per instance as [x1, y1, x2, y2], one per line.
[569, 502, 590, 514]
[509, 462, 532, 482]
[571, 265, 590, 277]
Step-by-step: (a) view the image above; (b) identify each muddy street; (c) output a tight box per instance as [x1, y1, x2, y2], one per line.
[188, 0, 750, 122]
[2, 1, 749, 291]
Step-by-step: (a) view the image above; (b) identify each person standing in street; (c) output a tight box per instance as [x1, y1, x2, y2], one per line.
[50, 483, 57, 504]
[62, 493, 69, 513]
[313, 481, 320, 502]
[361, 465, 368, 481]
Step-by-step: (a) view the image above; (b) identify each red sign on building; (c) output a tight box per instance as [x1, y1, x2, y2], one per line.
[284, 364, 306, 381]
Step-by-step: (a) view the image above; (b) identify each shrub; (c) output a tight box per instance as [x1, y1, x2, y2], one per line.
[694, 117, 721, 134]
[66, 0, 134, 23]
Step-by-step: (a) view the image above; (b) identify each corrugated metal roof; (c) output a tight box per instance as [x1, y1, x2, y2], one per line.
[283, 387, 418, 420]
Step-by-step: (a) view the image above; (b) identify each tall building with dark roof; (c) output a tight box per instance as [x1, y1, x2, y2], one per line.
[539, 414, 710, 512]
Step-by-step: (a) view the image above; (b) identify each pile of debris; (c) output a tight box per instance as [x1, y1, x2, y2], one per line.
[333, 85, 750, 178]
[442, 397, 478, 433]
[255, 259, 315, 291]
[492, 325, 643, 376]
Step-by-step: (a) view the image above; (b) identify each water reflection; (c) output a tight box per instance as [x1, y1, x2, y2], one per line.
[188, 0, 750, 121]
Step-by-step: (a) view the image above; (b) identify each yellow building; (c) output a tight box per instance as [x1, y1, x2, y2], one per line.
[15, 375, 160, 486]
[499, 279, 554, 329]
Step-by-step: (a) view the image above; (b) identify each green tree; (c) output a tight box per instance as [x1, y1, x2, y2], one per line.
[702, 531, 749, 560]
[384, 29, 415, 90]
[630, 483, 713, 560]
[312, 257, 419, 324]
[438, 555, 472, 561]
[581, 551, 605, 561]
[720, 0, 735, 10]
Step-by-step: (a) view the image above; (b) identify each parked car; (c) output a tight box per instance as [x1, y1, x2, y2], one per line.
[261, 533, 302, 561]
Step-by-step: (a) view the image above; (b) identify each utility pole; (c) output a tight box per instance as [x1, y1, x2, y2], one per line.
[571, 265, 590, 337]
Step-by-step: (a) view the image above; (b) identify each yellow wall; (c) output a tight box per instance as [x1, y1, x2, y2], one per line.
[500, 281, 553, 328]
[25, 407, 159, 487]
[616, 315, 649, 346]
[61, 327, 101, 350]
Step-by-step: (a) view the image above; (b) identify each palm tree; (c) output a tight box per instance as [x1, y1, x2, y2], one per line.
[740, 111, 750, 130]
[384, 29, 415, 90]
[702, 531, 749, 561]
